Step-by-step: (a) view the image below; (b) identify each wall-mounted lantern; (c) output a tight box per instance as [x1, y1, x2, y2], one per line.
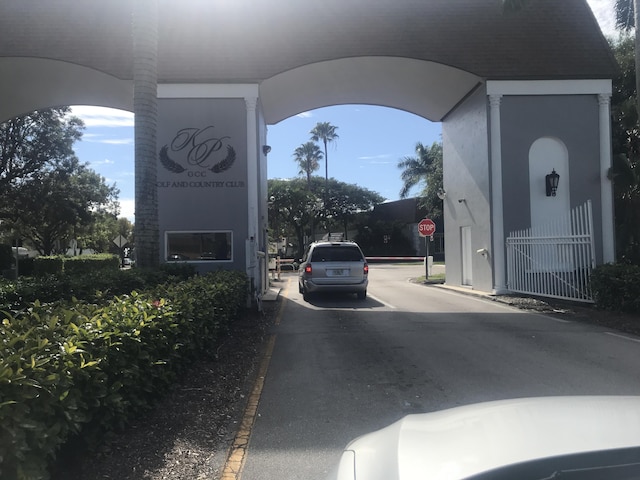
[545, 169, 560, 197]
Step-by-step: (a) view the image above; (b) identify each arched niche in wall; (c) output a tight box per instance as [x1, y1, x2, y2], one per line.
[528, 137, 570, 229]
[528, 137, 571, 271]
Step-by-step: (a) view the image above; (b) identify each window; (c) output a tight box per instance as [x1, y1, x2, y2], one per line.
[310, 246, 364, 262]
[166, 231, 232, 261]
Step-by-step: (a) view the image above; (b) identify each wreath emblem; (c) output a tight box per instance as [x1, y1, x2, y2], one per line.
[158, 126, 236, 174]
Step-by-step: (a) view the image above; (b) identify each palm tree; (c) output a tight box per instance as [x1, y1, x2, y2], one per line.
[293, 141, 323, 189]
[397, 142, 439, 198]
[133, 0, 159, 268]
[310, 122, 339, 225]
[310, 121, 339, 184]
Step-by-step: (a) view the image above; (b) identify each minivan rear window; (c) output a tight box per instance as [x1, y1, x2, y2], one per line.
[311, 246, 364, 262]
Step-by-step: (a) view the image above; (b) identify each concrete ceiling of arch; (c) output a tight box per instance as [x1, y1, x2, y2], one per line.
[0, 0, 616, 123]
[260, 57, 481, 124]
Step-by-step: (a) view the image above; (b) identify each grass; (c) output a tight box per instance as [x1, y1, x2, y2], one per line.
[416, 273, 446, 284]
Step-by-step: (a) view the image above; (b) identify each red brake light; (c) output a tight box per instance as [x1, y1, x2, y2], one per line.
[305, 264, 312, 274]
[364, 264, 369, 274]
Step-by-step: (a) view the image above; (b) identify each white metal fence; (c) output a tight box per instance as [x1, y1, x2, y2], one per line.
[506, 201, 595, 302]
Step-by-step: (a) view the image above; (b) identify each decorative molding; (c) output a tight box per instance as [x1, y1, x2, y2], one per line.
[158, 83, 259, 99]
[487, 79, 612, 96]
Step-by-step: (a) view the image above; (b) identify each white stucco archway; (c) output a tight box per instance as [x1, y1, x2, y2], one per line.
[260, 57, 481, 124]
[0, 57, 133, 120]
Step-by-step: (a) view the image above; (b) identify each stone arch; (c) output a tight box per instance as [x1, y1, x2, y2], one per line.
[0, 57, 132, 121]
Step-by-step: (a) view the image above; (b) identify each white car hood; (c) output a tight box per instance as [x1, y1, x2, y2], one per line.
[336, 396, 640, 480]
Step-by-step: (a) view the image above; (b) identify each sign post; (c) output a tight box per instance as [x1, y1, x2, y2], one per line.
[113, 235, 129, 267]
[418, 218, 436, 280]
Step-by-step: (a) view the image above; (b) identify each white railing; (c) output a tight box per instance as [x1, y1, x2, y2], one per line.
[506, 201, 595, 302]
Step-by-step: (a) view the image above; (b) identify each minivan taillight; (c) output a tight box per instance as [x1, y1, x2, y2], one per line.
[363, 264, 369, 274]
[305, 264, 312, 274]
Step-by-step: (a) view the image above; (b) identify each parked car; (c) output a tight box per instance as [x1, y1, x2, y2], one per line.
[331, 396, 640, 480]
[298, 241, 368, 300]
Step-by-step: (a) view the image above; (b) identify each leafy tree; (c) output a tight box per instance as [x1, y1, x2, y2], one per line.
[268, 177, 384, 258]
[310, 122, 339, 218]
[0, 107, 83, 212]
[268, 178, 319, 257]
[615, 0, 640, 129]
[76, 213, 133, 254]
[3, 158, 119, 255]
[293, 142, 323, 188]
[324, 178, 385, 238]
[610, 36, 640, 263]
[397, 141, 444, 218]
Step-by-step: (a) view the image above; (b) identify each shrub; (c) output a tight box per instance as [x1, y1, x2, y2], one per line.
[590, 263, 640, 312]
[34, 257, 64, 276]
[0, 244, 13, 271]
[0, 270, 249, 480]
[62, 254, 120, 275]
[0, 268, 198, 311]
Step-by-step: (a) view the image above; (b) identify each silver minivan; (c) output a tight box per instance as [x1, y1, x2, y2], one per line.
[298, 241, 368, 300]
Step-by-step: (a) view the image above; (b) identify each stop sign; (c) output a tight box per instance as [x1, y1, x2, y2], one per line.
[418, 218, 436, 237]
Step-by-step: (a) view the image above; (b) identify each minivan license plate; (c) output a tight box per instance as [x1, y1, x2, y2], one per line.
[329, 269, 346, 276]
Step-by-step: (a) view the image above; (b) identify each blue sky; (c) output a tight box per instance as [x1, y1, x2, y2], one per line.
[70, 0, 616, 222]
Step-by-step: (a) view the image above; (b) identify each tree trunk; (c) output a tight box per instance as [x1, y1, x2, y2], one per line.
[133, 0, 160, 268]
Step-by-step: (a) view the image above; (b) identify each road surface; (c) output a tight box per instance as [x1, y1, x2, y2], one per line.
[238, 264, 640, 480]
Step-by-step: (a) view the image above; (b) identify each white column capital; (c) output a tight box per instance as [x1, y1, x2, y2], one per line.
[598, 93, 611, 106]
[245, 96, 258, 111]
[489, 94, 503, 108]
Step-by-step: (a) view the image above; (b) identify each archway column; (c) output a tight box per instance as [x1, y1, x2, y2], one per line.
[598, 93, 615, 263]
[245, 96, 259, 282]
[133, 0, 159, 268]
[489, 94, 507, 294]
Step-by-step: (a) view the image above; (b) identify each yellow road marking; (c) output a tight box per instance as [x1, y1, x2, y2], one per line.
[220, 278, 289, 480]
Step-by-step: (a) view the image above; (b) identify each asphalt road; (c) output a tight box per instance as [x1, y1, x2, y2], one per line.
[239, 264, 640, 480]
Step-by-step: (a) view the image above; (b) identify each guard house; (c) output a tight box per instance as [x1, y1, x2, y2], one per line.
[0, 0, 617, 302]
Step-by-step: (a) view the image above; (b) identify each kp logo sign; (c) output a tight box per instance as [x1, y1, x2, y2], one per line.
[159, 126, 236, 177]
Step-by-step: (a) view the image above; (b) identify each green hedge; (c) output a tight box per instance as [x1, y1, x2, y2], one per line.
[33, 255, 120, 277]
[61, 254, 120, 275]
[33, 257, 64, 276]
[0, 245, 13, 271]
[0, 270, 248, 480]
[0, 266, 196, 311]
[591, 263, 640, 312]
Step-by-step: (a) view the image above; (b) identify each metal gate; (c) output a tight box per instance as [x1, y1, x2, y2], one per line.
[506, 201, 595, 302]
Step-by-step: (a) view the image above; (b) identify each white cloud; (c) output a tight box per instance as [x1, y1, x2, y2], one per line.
[358, 154, 393, 161]
[296, 111, 313, 118]
[118, 198, 135, 222]
[102, 138, 134, 145]
[70, 106, 134, 128]
[586, 0, 617, 38]
[92, 158, 115, 166]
